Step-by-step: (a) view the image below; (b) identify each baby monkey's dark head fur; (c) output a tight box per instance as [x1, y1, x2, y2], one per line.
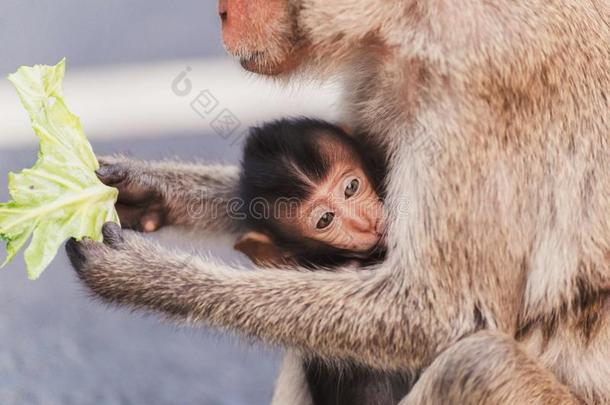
[238, 118, 385, 268]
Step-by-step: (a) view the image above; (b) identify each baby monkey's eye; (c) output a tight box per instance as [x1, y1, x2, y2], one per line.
[316, 212, 335, 229]
[345, 178, 360, 198]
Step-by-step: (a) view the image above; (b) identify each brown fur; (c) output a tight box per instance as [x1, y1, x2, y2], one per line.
[67, 1, 609, 403]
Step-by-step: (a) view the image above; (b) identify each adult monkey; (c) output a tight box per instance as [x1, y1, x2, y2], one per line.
[66, 1, 610, 403]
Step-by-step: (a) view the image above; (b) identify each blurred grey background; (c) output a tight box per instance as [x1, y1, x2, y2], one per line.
[0, 1, 339, 404]
[0, 0, 224, 75]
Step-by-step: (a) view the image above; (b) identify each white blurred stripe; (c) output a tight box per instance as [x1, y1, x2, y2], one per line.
[0, 58, 341, 148]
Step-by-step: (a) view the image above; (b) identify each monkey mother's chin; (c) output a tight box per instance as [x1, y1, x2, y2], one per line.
[239, 52, 300, 76]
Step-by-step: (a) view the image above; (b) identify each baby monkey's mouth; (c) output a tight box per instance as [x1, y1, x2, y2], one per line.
[374, 216, 387, 238]
[375, 221, 383, 237]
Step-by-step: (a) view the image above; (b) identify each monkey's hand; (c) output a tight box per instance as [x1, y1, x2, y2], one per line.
[66, 222, 177, 302]
[97, 156, 169, 232]
[96, 155, 241, 234]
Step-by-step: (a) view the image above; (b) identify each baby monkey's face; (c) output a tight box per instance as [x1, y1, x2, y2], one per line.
[290, 159, 385, 253]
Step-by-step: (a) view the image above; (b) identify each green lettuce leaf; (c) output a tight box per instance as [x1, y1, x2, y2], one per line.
[0, 59, 119, 280]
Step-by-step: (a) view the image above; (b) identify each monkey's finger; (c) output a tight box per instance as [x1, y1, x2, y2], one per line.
[102, 222, 125, 247]
[114, 184, 156, 206]
[65, 237, 100, 273]
[97, 164, 155, 204]
[116, 204, 148, 231]
[65, 238, 87, 267]
[96, 162, 161, 205]
[96, 164, 127, 186]
[97, 155, 124, 167]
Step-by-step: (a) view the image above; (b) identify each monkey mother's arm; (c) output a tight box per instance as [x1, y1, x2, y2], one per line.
[97, 156, 242, 235]
[67, 223, 471, 372]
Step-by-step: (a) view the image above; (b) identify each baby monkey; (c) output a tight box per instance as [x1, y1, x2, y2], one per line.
[234, 118, 387, 269]
[235, 119, 407, 404]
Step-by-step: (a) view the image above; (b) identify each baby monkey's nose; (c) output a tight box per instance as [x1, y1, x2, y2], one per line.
[347, 213, 374, 233]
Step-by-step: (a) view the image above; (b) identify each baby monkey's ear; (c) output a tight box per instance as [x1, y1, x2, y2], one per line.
[337, 123, 353, 135]
[234, 231, 294, 268]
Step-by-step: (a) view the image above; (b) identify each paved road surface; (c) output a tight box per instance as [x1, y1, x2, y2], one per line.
[0, 134, 281, 405]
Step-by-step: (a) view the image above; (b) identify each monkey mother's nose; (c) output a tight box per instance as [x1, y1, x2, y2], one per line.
[218, 0, 228, 21]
